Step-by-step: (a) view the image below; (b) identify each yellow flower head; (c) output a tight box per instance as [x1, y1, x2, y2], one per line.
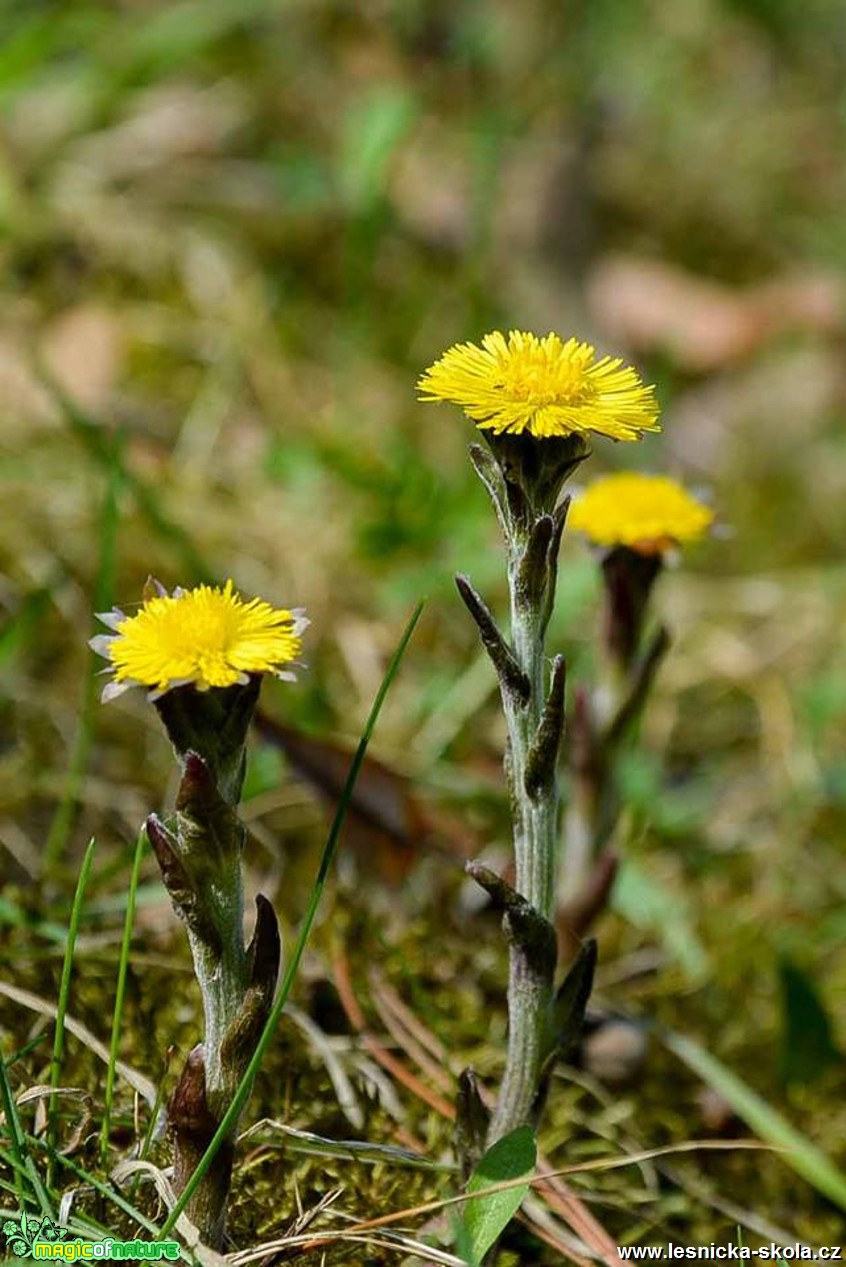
[91, 579, 307, 702]
[417, 330, 660, 442]
[568, 472, 714, 554]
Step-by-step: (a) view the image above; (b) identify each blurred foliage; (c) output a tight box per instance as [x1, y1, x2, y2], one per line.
[2, 0, 846, 1255]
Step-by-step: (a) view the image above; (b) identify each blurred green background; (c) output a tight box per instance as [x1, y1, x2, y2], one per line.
[3, 0, 846, 1251]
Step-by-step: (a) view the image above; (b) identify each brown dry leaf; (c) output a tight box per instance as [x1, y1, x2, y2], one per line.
[665, 342, 842, 471]
[587, 254, 844, 372]
[43, 305, 125, 413]
[63, 82, 246, 180]
[14, 1084, 94, 1155]
[255, 712, 447, 886]
[0, 304, 124, 439]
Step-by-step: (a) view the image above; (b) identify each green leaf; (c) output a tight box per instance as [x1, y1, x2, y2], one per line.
[613, 858, 709, 981]
[458, 1125, 536, 1265]
[338, 84, 417, 212]
[778, 958, 839, 1088]
[662, 1028, 846, 1212]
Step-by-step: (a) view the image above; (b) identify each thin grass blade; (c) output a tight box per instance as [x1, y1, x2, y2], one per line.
[662, 1027, 846, 1212]
[48, 837, 97, 1170]
[100, 827, 147, 1164]
[0, 1048, 53, 1216]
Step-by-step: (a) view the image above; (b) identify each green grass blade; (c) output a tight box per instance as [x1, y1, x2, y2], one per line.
[131, 1063, 170, 1208]
[0, 897, 70, 946]
[159, 599, 424, 1239]
[40, 367, 213, 584]
[48, 837, 97, 1171]
[26, 1135, 161, 1237]
[2, 1034, 49, 1070]
[0, 582, 56, 669]
[614, 858, 709, 982]
[662, 1027, 846, 1212]
[0, 1047, 53, 1217]
[101, 827, 147, 1164]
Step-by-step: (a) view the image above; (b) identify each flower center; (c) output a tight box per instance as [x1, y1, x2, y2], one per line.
[499, 346, 595, 406]
[180, 607, 236, 656]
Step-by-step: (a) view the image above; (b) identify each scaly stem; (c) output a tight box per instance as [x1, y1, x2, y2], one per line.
[487, 535, 557, 1142]
[505, 547, 556, 919]
[147, 683, 281, 1248]
[457, 435, 593, 1155]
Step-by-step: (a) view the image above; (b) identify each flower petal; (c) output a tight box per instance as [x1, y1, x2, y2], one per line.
[568, 473, 714, 552]
[419, 330, 660, 442]
[95, 579, 306, 701]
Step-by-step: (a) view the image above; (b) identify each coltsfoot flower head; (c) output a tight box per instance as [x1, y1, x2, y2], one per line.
[417, 330, 660, 442]
[91, 579, 308, 702]
[568, 472, 714, 555]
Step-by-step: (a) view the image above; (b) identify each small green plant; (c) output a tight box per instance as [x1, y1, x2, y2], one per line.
[92, 578, 308, 1246]
[453, 1126, 536, 1266]
[419, 329, 663, 1165]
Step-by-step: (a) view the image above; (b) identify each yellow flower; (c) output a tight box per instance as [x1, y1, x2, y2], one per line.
[568, 472, 714, 554]
[417, 330, 660, 441]
[91, 579, 307, 701]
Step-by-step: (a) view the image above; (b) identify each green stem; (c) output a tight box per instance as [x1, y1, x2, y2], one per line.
[506, 584, 555, 920]
[186, 864, 247, 1107]
[487, 538, 557, 1143]
[146, 729, 268, 1247]
[158, 601, 424, 1242]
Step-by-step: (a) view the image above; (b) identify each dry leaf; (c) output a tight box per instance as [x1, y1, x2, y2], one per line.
[588, 254, 844, 371]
